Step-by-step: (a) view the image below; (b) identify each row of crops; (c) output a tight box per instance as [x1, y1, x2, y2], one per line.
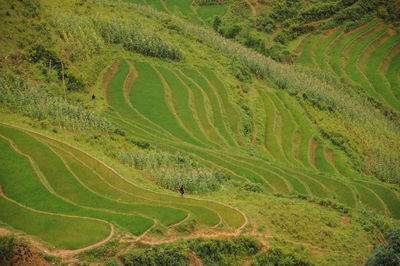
[103, 59, 400, 220]
[0, 124, 245, 249]
[296, 19, 400, 112]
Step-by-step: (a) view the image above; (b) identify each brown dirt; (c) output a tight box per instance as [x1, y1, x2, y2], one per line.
[388, 28, 397, 36]
[325, 27, 339, 37]
[345, 20, 374, 35]
[9, 243, 51, 266]
[102, 60, 120, 104]
[187, 251, 204, 266]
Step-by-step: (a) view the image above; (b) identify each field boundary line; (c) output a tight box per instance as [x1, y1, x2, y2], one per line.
[1, 123, 248, 231]
[0, 185, 114, 254]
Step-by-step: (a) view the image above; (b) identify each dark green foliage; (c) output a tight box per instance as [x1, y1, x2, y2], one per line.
[252, 247, 311, 266]
[120, 237, 261, 266]
[120, 245, 188, 266]
[255, 13, 275, 33]
[224, 24, 242, 39]
[0, 235, 16, 264]
[190, 236, 262, 265]
[366, 229, 400, 266]
[240, 182, 265, 193]
[29, 45, 84, 91]
[274, 24, 315, 44]
[232, 61, 251, 81]
[194, 0, 225, 6]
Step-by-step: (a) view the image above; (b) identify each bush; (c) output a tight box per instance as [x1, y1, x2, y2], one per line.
[252, 247, 311, 266]
[366, 229, 400, 265]
[190, 236, 261, 265]
[120, 245, 188, 266]
[0, 235, 16, 264]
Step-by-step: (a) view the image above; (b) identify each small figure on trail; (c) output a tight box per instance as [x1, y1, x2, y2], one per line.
[179, 185, 185, 196]
[91, 94, 96, 100]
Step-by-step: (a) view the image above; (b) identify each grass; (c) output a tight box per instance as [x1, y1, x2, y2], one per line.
[30, 129, 245, 229]
[352, 183, 387, 215]
[155, 66, 214, 147]
[343, 26, 385, 97]
[356, 181, 400, 219]
[0, 125, 172, 227]
[0, 196, 109, 250]
[199, 67, 241, 141]
[386, 52, 400, 100]
[329, 20, 378, 77]
[314, 144, 337, 174]
[295, 34, 318, 66]
[261, 91, 288, 163]
[132, 62, 203, 146]
[176, 70, 227, 146]
[313, 30, 341, 72]
[197, 5, 227, 20]
[166, 0, 201, 23]
[365, 34, 400, 110]
[269, 92, 301, 167]
[182, 68, 237, 147]
[146, 0, 167, 12]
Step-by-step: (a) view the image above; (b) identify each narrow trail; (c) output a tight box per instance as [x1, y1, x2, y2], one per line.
[246, 0, 257, 19]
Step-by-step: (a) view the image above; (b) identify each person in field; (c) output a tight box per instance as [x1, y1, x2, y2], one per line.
[179, 185, 185, 196]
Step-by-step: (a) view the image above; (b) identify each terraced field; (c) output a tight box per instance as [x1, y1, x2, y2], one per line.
[296, 19, 400, 111]
[123, 0, 227, 23]
[103, 59, 400, 220]
[0, 123, 245, 249]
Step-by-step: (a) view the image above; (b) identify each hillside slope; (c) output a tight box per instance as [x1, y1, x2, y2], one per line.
[0, 0, 399, 265]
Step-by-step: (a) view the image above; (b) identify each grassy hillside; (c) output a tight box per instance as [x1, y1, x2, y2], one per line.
[0, 0, 399, 264]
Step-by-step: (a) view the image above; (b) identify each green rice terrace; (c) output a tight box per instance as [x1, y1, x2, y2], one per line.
[0, 0, 399, 265]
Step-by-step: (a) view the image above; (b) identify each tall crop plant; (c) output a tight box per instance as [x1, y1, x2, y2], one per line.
[0, 73, 113, 132]
[52, 14, 183, 61]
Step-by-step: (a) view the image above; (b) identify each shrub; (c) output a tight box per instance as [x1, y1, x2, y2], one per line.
[113, 149, 229, 193]
[366, 229, 400, 266]
[0, 235, 16, 264]
[120, 245, 188, 266]
[252, 247, 311, 266]
[189, 236, 261, 265]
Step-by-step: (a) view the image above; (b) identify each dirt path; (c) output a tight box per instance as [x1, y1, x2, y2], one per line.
[246, 0, 257, 18]
[102, 61, 120, 104]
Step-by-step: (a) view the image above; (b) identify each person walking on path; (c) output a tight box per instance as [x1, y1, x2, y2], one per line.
[179, 185, 185, 196]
